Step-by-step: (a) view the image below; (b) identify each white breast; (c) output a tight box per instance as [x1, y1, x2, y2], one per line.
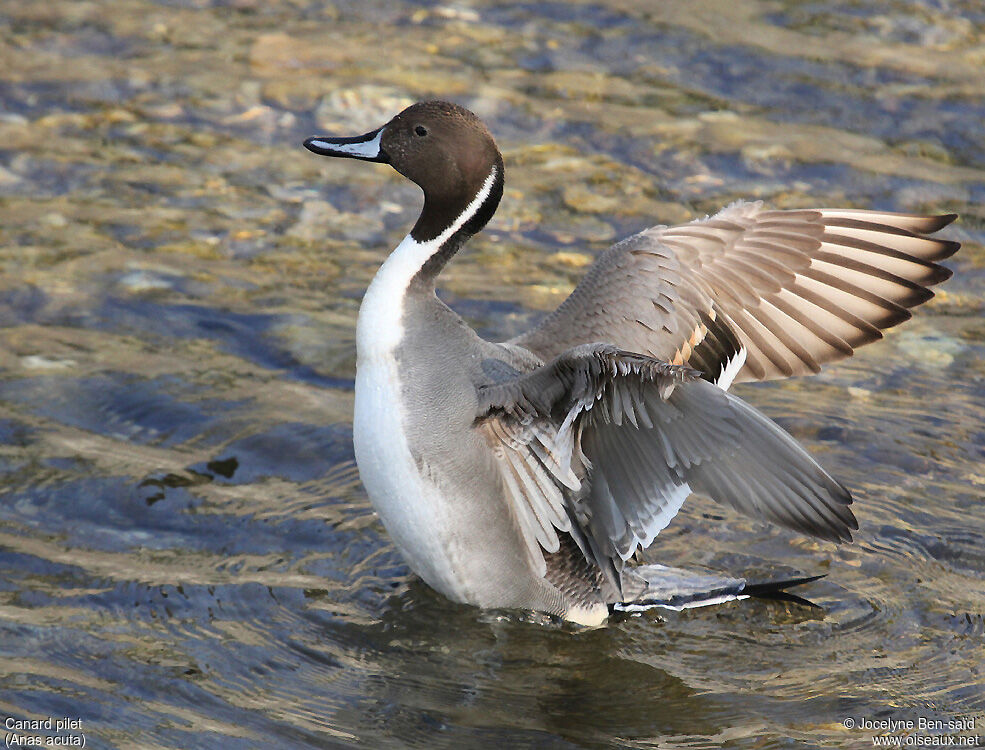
[353, 353, 469, 597]
[352, 237, 468, 597]
[351, 169, 502, 600]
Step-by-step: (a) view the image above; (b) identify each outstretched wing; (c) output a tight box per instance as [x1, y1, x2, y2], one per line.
[511, 203, 958, 384]
[476, 345, 857, 581]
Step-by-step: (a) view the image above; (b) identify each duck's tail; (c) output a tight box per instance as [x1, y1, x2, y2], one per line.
[614, 564, 825, 612]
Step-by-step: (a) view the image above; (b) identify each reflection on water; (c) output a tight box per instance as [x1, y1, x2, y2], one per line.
[1, 0, 983, 747]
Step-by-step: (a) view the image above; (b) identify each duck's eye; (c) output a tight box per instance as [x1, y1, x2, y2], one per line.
[414, 125, 429, 137]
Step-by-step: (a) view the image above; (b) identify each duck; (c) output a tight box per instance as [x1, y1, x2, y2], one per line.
[303, 100, 958, 626]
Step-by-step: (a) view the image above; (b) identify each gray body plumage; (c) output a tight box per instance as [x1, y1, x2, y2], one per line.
[304, 101, 958, 625]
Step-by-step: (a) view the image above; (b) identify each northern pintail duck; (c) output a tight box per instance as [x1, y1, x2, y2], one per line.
[304, 101, 958, 625]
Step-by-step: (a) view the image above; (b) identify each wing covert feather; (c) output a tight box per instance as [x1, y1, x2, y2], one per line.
[511, 202, 958, 384]
[477, 346, 857, 573]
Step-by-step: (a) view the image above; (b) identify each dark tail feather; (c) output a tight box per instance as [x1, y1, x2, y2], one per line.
[614, 566, 827, 613]
[742, 574, 826, 608]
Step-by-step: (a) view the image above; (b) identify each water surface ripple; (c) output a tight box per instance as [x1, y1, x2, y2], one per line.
[1, 1, 983, 748]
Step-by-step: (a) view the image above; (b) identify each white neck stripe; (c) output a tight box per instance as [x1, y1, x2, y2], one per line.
[415, 165, 499, 249]
[356, 166, 499, 357]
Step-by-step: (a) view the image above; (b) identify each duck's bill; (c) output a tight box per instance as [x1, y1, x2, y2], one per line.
[303, 127, 388, 163]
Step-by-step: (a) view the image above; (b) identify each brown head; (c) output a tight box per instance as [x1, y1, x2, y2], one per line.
[305, 101, 504, 248]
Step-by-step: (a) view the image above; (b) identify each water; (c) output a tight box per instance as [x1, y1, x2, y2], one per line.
[1, 1, 983, 747]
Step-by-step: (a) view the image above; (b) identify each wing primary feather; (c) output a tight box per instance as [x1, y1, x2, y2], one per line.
[508, 204, 956, 387]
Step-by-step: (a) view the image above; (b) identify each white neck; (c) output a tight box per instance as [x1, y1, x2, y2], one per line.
[355, 167, 500, 359]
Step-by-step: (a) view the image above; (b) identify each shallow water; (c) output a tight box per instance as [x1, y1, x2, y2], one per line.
[1, 1, 984, 748]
